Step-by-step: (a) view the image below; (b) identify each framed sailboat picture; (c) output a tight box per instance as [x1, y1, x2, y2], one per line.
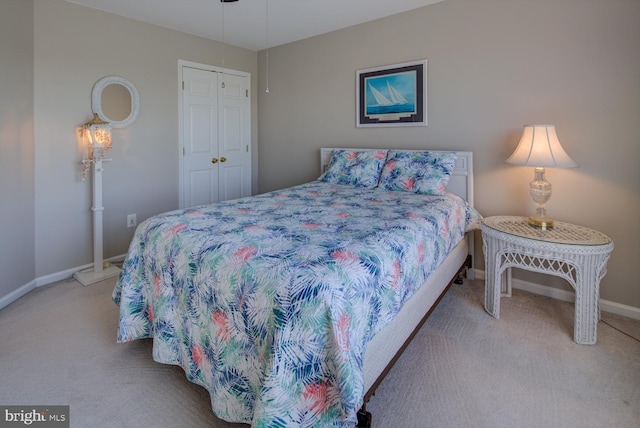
[356, 59, 427, 127]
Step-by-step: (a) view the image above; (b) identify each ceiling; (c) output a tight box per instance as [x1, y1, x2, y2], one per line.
[66, 0, 445, 51]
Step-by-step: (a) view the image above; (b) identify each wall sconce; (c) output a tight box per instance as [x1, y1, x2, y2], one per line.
[506, 124, 577, 229]
[74, 113, 121, 286]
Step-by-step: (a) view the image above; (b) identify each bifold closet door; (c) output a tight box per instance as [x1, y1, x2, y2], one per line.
[181, 66, 251, 208]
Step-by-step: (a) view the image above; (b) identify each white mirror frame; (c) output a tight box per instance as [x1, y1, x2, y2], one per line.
[91, 76, 140, 128]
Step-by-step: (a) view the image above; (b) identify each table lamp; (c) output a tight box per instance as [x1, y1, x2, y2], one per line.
[505, 124, 577, 229]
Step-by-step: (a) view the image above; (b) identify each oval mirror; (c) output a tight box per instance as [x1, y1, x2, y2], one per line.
[91, 76, 140, 128]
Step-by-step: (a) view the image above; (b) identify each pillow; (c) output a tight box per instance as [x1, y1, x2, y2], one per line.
[379, 150, 457, 195]
[319, 149, 389, 188]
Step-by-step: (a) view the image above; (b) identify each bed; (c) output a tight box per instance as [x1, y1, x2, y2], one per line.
[113, 148, 480, 427]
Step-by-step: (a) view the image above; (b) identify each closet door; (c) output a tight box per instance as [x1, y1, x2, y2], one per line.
[219, 72, 251, 201]
[182, 66, 220, 208]
[181, 64, 251, 208]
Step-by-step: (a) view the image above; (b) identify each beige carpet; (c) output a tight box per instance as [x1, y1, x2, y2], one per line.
[0, 276, 638, 428]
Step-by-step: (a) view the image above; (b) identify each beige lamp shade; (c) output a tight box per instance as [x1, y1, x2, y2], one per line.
[506, 124, 577, 168]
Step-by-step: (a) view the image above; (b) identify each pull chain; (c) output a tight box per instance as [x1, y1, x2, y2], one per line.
[265, 0, 270, 93]
[220, 0, 226, 88]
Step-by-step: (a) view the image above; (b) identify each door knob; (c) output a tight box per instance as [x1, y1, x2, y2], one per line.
[220, 157, 227, 163]
[211, 158, 218, 164]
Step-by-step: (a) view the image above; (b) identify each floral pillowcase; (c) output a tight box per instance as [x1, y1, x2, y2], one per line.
[319, 149, 389, 188]
[378, 150, 458, 195]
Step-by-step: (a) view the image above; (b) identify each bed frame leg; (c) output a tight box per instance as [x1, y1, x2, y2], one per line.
[356, 407, 372, 427]
[454, 255, 472, 284]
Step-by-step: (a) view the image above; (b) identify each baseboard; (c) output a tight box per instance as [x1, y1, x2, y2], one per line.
[0, 253, 127, 311]
[0, 279, 37, 310]
[473, 268, 640, 321]
[34, 253, 127, 287]
[34, 264, 92, 287]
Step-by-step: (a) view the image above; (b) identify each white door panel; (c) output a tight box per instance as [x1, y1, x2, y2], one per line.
[189, 170, 215, 207]
[220, 165, 243, 201]
[222, 107, 242, 151]
[182, 67, 219, 207]
[220, 73, 251, 200]
[181, 64, 250, 208]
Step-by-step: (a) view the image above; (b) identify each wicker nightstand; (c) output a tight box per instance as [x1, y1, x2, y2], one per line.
[480, 216, 614, 345]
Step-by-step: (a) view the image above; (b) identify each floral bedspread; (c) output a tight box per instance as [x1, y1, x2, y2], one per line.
[113, 181, 480, 427]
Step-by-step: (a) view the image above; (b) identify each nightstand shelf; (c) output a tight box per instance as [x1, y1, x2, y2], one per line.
[480, 216, 614, 345]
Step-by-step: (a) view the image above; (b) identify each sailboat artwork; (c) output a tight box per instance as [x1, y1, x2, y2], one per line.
[356, 59, 426, 127]
[365, 71, 417, 118]
[368, 81, 408, 107]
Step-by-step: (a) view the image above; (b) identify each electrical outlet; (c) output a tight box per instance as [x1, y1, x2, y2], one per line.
[127, 214, 137, 228]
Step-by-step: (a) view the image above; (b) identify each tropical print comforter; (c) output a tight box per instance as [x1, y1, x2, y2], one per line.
[113, 181, 480, 427]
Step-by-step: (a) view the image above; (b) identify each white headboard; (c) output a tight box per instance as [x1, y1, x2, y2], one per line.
[320, 148, 474, 207]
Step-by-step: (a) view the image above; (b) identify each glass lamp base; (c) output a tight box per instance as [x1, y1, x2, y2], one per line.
[528, 214, 553, 230]
[528, 167, 553, 229]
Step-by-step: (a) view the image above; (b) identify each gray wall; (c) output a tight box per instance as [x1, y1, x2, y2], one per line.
[257, 0, 640, 308]
[33, 0, 258, 277]
[0, 0, 258, 306]
[0, 0, 35, 299]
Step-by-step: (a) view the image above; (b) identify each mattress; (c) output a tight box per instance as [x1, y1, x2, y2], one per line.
[113, 180, 479, 427]
[363, 238, 468, 392]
